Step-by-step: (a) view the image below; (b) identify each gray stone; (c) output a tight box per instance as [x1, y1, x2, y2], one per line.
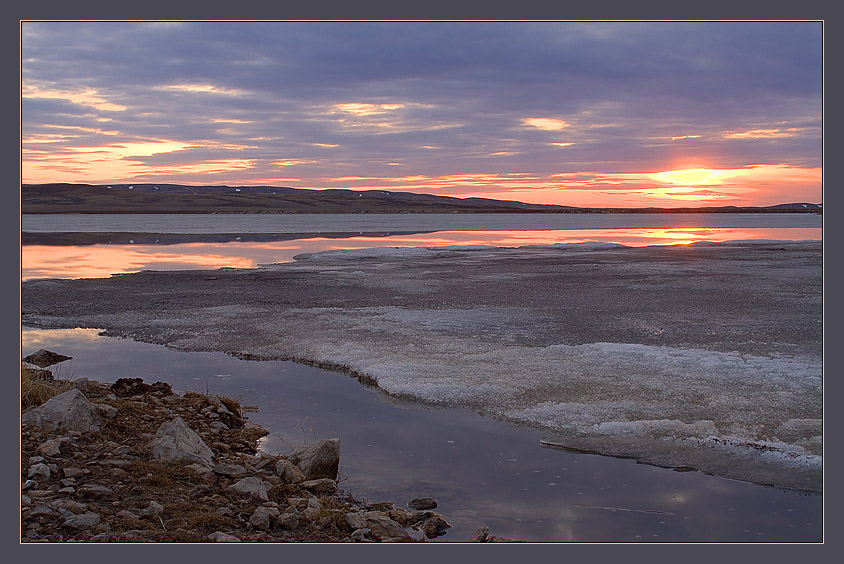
[186, 463, 217, 484]
[38, 437, 71, 457]
[116, 510, 140, 520]
[71, 378, 90, 391]
[351, 527, 373, 542]
[50, 498, 88, 514]
[228, 476, 269, 501]
[213, 462, 248, 478]
[275, 459, 305, 484]
[27, 463, 51, 480]
[418, 512, 452, 539]
[208, 531, 241, 542]
[302, 497, 322, 521]
[301, 478, 337, 494]
[287, 438, 340, 480]
[21, 495, 32, 507]
[388, 507, 415, 526]
[62, 467, 86, 478]
[150, 417, 214, 467]
[408, 497, 437, 510]
[141, 501, 164, 518]
[344, 511, 413, 542]
[96, 403, 118, 418]
[63, 511, 100, 530]
[77, 484, 113, 499]
[23, 349, 72, 368]
[22, 389, 101, 433]
[27, 505, 60, 519]
[277, 509, 301, 530]
[249, 506, 279, 530]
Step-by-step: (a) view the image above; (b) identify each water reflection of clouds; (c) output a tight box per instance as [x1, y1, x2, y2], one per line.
[21, 227, 822, 280]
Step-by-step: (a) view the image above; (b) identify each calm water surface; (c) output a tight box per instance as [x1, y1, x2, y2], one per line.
[21, 212, 823, 234]
[21, 213, 821, 280]
[21, 327, 822, 543]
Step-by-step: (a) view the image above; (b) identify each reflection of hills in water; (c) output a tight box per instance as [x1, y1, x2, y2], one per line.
[21, 230, 432, 246]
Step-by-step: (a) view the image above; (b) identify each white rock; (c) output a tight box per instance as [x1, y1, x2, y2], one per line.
[287, 438, 340, 480]
[150, 417, 214, 467]
[22, 389, 101, 433]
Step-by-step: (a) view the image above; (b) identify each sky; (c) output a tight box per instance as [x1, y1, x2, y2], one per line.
[21, 21, 823, 207]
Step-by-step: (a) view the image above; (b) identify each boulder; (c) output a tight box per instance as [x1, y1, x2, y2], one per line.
[228, 476, 269, 502]
[287, 438, 340, 480]
[22, 389, 101, 433]
[150, 417, 214, 468]
[23, 349, 72, 368]
[275, 459, 305, 483]
[418, 512, 452, 539]
[344, 511, 413, 542]
[408, 497, 437, 510]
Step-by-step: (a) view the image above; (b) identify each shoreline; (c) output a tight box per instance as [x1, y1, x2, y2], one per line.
[21, 372, 492, 543]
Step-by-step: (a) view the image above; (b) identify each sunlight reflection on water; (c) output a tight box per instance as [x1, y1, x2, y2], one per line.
[22, 226, 821, 280]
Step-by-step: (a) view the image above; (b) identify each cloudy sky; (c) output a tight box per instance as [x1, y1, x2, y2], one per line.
[21, 21, 822, 207]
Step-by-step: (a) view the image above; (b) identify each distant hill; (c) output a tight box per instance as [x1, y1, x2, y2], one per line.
[20, 183, 822, 214]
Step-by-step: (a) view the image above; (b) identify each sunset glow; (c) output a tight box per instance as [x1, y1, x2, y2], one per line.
[22, 226, 822, 280]
[21, 22, 822, 207]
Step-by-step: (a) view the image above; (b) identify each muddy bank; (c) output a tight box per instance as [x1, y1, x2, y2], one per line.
[21, 241, 823, 492]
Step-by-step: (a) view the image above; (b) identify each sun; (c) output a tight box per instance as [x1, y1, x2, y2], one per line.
[649, 167, 745, 186]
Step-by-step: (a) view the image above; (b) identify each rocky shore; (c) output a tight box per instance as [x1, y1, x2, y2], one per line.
[20, 363, 509, 543]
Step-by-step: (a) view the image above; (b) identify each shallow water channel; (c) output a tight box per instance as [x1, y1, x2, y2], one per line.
[21, 326, 822, 543]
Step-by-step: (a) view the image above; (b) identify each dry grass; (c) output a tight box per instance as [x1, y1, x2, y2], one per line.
[162, 500, 240, 535]
[21, 363, 71, 409]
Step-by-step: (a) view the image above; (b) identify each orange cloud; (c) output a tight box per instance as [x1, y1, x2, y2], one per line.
[723, 128, 802, 139]
[523, 117, 569, 130]
[159, 83, 247, 96]
[332, 103, 405, 116]
[22, 85, 127, 112]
